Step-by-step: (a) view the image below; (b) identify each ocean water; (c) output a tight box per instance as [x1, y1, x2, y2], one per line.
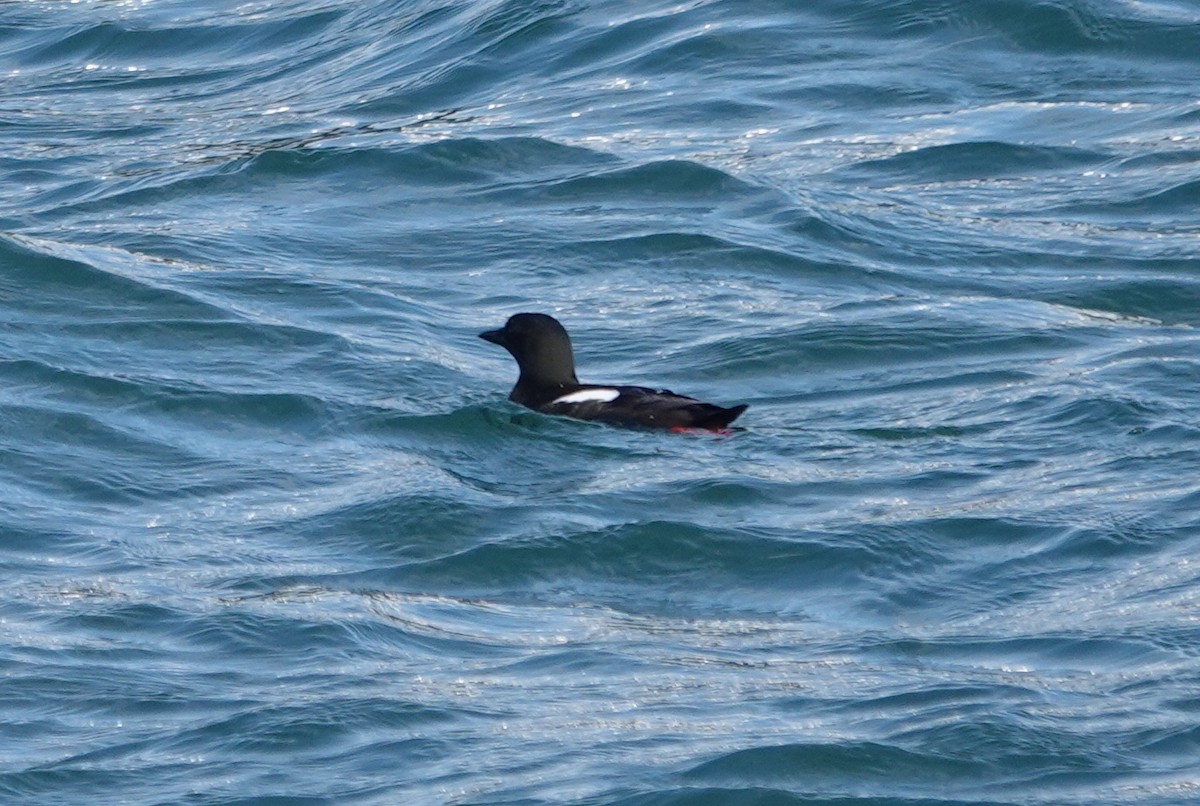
[3, 0, 1200, 803]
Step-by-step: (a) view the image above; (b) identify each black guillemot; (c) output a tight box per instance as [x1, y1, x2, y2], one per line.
[480, 312, 748, 431]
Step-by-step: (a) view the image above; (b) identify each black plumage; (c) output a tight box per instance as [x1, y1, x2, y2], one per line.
[479, 313, 748, 430]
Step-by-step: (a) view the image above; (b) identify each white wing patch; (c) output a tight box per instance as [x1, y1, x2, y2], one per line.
[551, 388, 621, 405]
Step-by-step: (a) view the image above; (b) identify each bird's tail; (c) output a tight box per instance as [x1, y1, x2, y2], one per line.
[698, 403, 748, 429]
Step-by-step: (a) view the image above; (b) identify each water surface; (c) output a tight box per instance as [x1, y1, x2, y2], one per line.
[2, 1, 1199, 804]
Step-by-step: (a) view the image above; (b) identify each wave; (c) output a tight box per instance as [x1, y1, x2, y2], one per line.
[840, 0, 1200, 59]
[1054, 178, 1200, 217]
[0, 233, 223, 317]
[845, 141, 1107, 182]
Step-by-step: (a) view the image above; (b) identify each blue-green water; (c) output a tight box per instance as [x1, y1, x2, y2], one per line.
[3, 1, 1200, 804]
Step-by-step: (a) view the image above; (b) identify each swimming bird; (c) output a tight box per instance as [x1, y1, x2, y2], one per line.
[479, 312, 748, 431]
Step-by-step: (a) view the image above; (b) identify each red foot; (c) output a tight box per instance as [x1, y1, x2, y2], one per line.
[669, 426, 733, 435]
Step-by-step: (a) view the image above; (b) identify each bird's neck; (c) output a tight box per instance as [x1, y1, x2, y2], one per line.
[512, 370, 577, 407]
